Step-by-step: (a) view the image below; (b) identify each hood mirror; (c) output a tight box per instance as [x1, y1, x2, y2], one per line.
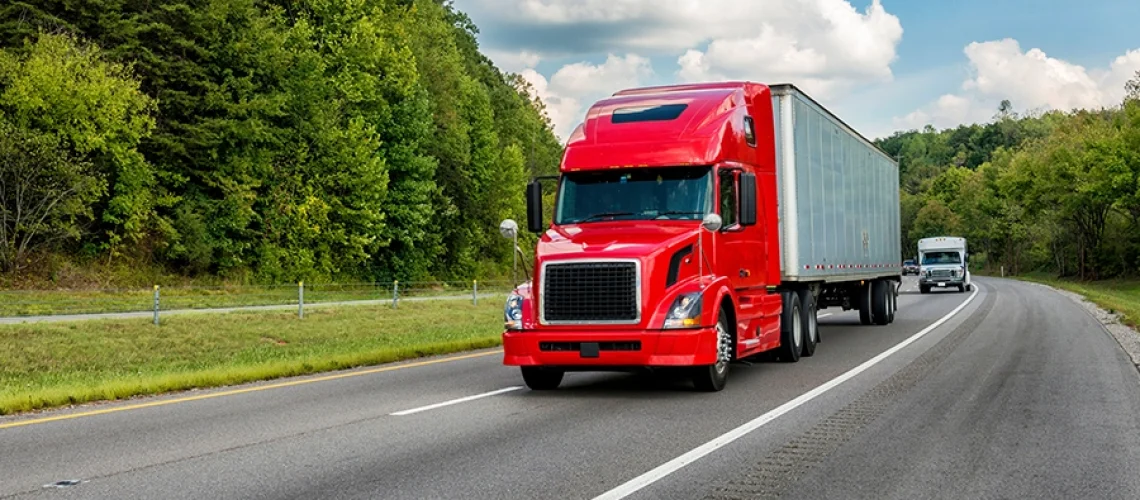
[702, 213, 723, 232]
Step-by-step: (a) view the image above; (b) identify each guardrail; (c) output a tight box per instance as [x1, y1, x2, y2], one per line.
[0, 280, 517, 322]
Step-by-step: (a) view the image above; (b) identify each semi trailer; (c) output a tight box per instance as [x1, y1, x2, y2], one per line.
[500, 82, 901, 391]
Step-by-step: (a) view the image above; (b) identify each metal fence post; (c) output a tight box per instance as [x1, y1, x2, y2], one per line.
[298, 281, 304, 319]
[153, 285, 160, 326]
[392, 280, 399, 309]
[473, 280, 478, 305]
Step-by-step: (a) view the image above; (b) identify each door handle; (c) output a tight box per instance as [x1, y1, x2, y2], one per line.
[739, 269, 750, 278]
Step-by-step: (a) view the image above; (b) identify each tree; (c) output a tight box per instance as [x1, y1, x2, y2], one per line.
[909, 199, 962, 243]
[0, 32, 158, 255]
[0, 123, 105, 272]
[1125, 70, 1140, 103]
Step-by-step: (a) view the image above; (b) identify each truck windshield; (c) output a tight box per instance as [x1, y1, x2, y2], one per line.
[555, 167, 713, 224]
[921, 251, 962, 265]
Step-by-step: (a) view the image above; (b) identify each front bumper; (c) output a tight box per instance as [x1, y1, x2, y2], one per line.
[502, 327, 719, 367]
[920, 276, 965, 286]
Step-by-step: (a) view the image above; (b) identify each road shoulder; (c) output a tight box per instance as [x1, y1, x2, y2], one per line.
[1027, 280, 1140, 368]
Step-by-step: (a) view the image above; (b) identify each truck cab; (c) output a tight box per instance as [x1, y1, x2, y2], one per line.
[917, 236, 970, 293]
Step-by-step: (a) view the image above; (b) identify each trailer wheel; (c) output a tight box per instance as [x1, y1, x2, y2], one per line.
[886, 283, 897, 324]
[799, 290, 818, 357]
[872, 280, 890, 326]
[858, 282, 873, 325]
[521, 367, 564, 390]
[693, 308, 732, 392]
[778, 292, 803, 362]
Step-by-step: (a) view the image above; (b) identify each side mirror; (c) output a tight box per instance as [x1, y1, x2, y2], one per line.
[740, 172, 757, 226]
[702, 213, 723, 232]
[499, 219, 519, 240]
[526, 181, 543, 233]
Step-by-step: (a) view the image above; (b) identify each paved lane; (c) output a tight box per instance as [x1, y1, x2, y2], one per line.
[7, 278, 1133, 500]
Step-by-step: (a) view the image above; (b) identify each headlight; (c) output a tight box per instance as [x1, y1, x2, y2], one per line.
[663, 292, 702, 329]
[504, 292, 523, 330]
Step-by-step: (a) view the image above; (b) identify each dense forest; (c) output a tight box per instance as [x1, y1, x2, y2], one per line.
[1, 1, 1137, 287]
[0, 0, 562, 285]
[877, 86, 1140, 280]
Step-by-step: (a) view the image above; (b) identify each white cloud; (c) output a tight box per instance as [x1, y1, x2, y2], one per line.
[518, 54, 655, 140]
[486, 49, 542, 73]
[896, 39, 1140, 131]
[676, 0, 903, 99]
[467, 0, 904, 139]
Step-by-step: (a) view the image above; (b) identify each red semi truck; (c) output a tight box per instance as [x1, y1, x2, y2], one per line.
[500, 82, 901, 391]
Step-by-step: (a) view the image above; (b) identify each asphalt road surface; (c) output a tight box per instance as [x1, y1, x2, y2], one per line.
[3, 277, 1139, 500]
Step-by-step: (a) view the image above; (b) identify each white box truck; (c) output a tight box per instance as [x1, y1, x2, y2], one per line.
[917, 236, 971, 293]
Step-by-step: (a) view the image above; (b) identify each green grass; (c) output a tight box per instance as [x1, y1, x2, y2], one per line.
[0, 301, 505, 415]
[1016, 273, 1140, 329]
[0, 281, 515, 317]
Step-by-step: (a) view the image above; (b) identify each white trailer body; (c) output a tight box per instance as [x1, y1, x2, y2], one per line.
[770, 84, 901, 283]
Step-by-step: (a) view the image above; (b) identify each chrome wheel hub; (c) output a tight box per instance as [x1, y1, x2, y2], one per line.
[715, 321, 731, 373]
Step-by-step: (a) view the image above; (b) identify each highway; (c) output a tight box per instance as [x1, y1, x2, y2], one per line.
[3, 277, 1139, 499]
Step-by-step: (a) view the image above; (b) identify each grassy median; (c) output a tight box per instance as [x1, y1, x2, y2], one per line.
[1017, 274, 1140, 329]
[0, 301, 504, 415]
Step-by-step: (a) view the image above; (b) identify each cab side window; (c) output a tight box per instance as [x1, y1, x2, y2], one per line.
[719, 169, 738, 227]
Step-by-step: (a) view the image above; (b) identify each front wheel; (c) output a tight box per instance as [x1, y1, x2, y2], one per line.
[693, 308, 732, 392]
[521, 367, 564, 390]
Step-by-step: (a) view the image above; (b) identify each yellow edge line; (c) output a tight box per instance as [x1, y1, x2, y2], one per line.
[0, 349, 504, 430]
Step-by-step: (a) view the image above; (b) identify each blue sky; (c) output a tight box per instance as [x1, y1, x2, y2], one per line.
[453, 0, 1140, 141]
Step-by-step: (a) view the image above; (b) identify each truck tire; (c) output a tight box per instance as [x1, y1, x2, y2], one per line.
[887, 283, 897, 324]
[693, 308, 732, 392]
[858, 282, 873, 325]
[778, 292, 803, 362]
[799, 290, 818, 357]
[872, 280, 890, 325]
[521, 367, 564, 390]
[920, 285, 930, 294]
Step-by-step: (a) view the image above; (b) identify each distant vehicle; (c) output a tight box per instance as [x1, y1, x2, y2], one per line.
[917, 236, 970, 293]
[902, 259, 919, 275]
[499, 82, 901, 392]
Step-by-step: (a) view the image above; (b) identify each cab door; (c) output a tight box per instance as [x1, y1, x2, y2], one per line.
[715, 167, 767, 346]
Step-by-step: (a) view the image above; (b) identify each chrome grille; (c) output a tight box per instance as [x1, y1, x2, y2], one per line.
[541, 260, 640, 324]
[931, 269, 955, 278]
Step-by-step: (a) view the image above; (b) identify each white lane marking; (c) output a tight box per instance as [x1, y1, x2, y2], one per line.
[592, 287, 980, 500]
[389, 386, 523, 416]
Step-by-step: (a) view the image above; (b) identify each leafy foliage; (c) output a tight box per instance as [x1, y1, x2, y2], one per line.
[0, 33, 156, 273]
[0, 0, 562, 284]
[880, 82, 1140, 279]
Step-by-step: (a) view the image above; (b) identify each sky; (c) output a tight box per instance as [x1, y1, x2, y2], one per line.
[451, 0, 1140, 142]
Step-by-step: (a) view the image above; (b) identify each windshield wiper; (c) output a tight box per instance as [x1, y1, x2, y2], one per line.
[654, 211, 705, 219]
[575, 211, 635, 223]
